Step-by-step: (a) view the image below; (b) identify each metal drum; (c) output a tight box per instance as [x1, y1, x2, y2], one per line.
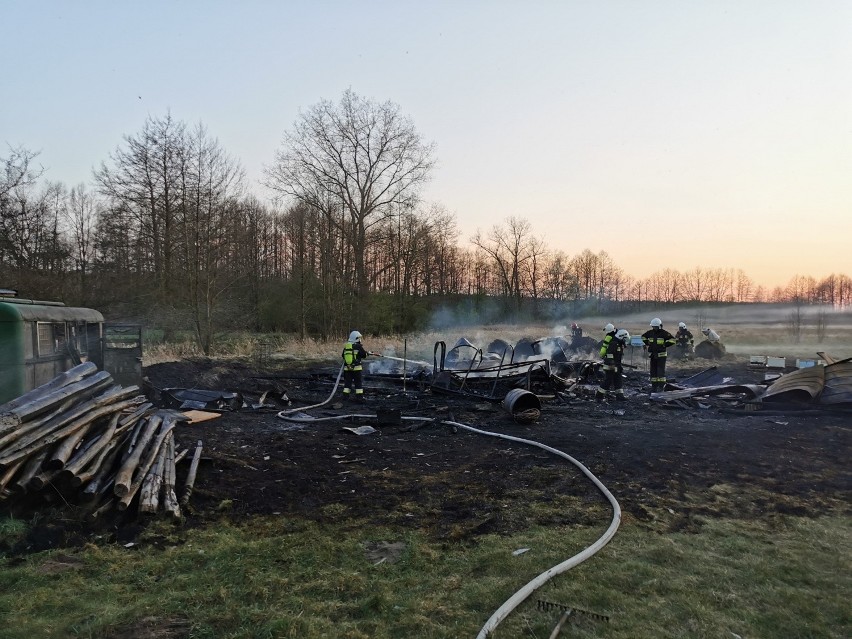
[502, 388, 541, 424]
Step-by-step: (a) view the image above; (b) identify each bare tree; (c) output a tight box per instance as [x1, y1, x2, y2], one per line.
[644, 268, 681, 303]
[95, 113, 187, 297]
[65, 184, 99, 305]
[265, 89, 435, 325]
[472, 216, 540, 314]
[815, 308, 829, 343]
[1, 145, 43, 199]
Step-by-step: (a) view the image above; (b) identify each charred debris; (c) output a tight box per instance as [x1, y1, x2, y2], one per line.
[151, 335, 852, 424]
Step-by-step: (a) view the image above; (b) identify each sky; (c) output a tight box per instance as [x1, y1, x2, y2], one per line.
[2, 1, 851, 289]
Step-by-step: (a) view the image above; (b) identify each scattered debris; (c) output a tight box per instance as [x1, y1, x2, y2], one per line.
[342, 426, 377, 436]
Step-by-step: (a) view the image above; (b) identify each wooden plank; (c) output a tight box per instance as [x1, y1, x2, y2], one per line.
[181, 410, 221, 424]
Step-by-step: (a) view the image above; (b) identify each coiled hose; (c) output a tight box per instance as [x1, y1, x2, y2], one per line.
[277, 401, 621, 638]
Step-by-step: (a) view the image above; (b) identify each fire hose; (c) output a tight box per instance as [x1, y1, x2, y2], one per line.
[276, 364, 344, 417]
[276, 407, 621, 637]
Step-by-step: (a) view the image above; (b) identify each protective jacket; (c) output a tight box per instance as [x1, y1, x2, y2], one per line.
[342, 340, 368, 370]
[600, 333, 625, 365]
[675, 328, 694, 346]
[641, 328, 675, 357]
[599, 330, 616, 357]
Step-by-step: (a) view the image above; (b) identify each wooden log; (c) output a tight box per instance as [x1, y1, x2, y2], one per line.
[113, 415, 162, 496]
[28, 467, 61, 491]
[74, 426, 133, 489]
[0, 370, 114, 432]
[180, 440, 204, 507]
[0, 394, 141, 470]
[0, 362, 98, 413]
[61, 413, 121, 482]
[0, 384, 138, 459]
[83, 469, 117, 502]
[0, 459, 24, 494]
[174, 448, 189, 465]
[45, 420, 97, 471]
[162, 433, 181, 519]
[0, 395, 80, 452]
[139, 439, 167, 514]
[88, 496, 116, 521]
[13, 449, 49, 492]
[117, 416, 178, 511]
[120, 403, 154, 428]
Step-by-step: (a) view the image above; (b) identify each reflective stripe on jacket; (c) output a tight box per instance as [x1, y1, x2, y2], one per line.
[641, 328, 675, 356]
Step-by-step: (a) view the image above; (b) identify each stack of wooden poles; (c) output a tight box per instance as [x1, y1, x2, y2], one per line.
[0, 362, 203, 519]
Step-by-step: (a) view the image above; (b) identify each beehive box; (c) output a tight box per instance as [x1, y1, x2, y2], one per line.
[766, 356, 786, 369]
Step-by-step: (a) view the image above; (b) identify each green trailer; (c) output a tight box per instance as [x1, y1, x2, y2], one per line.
[0, 296, 141, 404]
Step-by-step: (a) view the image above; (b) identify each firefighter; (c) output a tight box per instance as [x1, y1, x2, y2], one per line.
[570, 322, 583, 342]
[597, 328, 630, 402]
[600, 323, 616, 354]
[701, 327, 721, 343]
[641, 318, 675, 392]
[341, 330, 377, 402]
[675, 322, 694, 357]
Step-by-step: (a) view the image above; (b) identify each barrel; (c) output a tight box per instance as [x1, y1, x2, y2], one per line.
[502, 388, 542, 424]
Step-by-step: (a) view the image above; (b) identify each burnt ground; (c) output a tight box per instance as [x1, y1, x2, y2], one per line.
[4, 354, 850, 553]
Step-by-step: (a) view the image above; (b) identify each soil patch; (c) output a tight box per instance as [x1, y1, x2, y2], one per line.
[4, 355, 850, 553]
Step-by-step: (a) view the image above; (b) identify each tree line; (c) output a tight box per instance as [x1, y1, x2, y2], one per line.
[2, 91, 849, 353]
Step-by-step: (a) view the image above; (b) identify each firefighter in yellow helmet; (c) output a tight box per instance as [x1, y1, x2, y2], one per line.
[341, 331, 377, 402]
[641, 318, 676, 392]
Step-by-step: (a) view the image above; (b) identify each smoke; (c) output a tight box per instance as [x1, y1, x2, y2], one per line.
[427, 298, 504, 330]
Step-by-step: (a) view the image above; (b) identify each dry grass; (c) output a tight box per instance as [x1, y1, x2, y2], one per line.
[142, 308, 852, 367]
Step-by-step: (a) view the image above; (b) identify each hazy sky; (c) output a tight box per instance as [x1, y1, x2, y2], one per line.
[3, 1, 850, 289]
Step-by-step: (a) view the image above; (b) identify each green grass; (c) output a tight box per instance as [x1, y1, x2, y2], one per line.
[0, 515, 848, 638]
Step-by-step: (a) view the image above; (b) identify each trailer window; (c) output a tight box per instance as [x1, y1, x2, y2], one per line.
[36, 322, 67, 356]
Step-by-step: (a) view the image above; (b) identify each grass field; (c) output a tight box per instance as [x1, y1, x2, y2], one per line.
[1, 512, 849, 638]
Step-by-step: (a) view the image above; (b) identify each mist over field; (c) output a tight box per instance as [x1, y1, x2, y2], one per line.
[414, 303, 852, 363]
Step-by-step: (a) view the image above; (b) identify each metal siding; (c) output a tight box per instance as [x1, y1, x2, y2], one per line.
[820, 359, 852, 405]
[762, 366, 825, 402]
[0, 317, 25, 404]
[0, 302, 104, 403]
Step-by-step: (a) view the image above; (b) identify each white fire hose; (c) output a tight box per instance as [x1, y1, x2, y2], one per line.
[277, 402, 621, 637]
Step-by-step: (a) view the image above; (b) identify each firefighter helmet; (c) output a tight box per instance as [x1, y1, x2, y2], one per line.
[615, 328, 630, 342]
[650, 318, 662, 328]
[678, 322, 687, 329]
[348, 330, 362, 342]
[604, 323, 615, 333]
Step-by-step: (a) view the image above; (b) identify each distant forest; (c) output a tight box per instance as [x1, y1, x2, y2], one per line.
[2, 92, 849, 353]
